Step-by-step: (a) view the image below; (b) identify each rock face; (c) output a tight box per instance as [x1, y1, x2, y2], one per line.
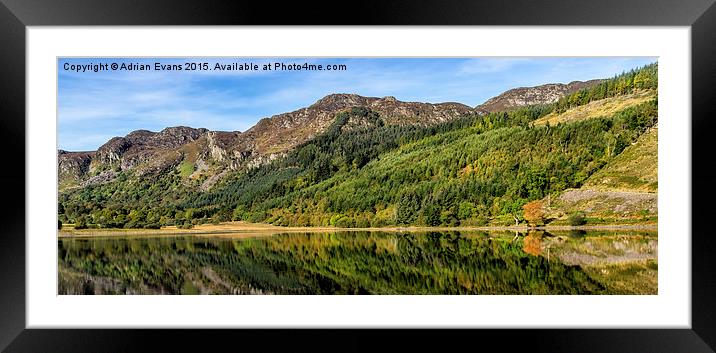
[58, 94, 476, 189]
[58, 150, 95, 185]
[95, 127, 208, 169]
[475, 80, 603, 113]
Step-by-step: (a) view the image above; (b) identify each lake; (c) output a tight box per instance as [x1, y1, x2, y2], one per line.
[58, 230, 657, 295]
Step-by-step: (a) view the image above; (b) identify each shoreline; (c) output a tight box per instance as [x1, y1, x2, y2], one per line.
[58, 221, 658, 238]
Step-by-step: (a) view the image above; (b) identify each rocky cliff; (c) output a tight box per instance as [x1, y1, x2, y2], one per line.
[475, 80, 603, 113]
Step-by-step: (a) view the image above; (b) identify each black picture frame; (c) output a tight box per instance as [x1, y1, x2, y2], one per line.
[2, 1, 715, 352]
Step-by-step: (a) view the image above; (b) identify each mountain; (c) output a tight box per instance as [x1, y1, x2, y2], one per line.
[58, 81, 600, 189]
[204, 94, 475, 166]
[59, 94, 476, 190]
[58, 81, 606, 189]
[475, 80, 603, 114]
[58, 63, 658, 229]
[242, 94, 474, 153]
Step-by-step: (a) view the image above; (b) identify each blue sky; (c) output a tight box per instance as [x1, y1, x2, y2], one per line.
[58, 57, 656, 151]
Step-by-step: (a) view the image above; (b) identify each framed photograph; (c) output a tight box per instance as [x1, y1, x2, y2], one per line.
[3, 0, 715, 351]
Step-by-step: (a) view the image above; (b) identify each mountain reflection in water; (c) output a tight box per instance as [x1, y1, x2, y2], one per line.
[58, 230, 657, 295]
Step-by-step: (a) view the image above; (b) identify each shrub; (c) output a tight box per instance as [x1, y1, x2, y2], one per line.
[329, 214, 345, 227]
[144, 223, 161, 229]
[568, 212, 587, 226]
[462, 216, 489, 227]
[370, 217, 388, 228]
[355, 216, 371, 228]
[422, 205, 441, 226]
[74, 215, 88, 229]
[335, 216, 355, 228]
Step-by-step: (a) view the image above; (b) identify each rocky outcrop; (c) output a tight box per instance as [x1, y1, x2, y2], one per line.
[94, 126, 208, 171]
[476, 80, 603, 113]
[80, 170, 117, 187]
[206, 131, 239, 162]
[95, 137, 131, 165]
[58, 150, 95, 183]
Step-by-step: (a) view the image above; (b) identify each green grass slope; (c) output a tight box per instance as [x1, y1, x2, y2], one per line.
[547, 126, 657, 225]
[533, 90, 656, 126]
[583, 126, 657, 192]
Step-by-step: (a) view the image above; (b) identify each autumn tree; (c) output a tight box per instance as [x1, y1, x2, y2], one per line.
[522, 200, 545, 227]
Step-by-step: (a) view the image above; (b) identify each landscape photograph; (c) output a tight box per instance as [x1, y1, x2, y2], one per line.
[57, 57, 658, 295]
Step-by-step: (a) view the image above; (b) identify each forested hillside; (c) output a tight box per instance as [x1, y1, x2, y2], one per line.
[58, 63, 658, 229]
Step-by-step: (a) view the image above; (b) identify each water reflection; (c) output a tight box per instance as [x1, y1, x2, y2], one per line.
[58, 230, 656, 295]
[567, 229, 587, 238]
[522, 231, 544, 256]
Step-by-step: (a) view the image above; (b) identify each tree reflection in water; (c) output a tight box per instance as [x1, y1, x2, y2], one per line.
[58, 231, 616, 295]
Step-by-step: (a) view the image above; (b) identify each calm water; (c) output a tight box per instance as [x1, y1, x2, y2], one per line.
[58, 230, 657, 295]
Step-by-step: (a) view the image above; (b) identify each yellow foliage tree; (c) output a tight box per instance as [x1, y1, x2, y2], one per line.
[522, 200, 545, 227]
